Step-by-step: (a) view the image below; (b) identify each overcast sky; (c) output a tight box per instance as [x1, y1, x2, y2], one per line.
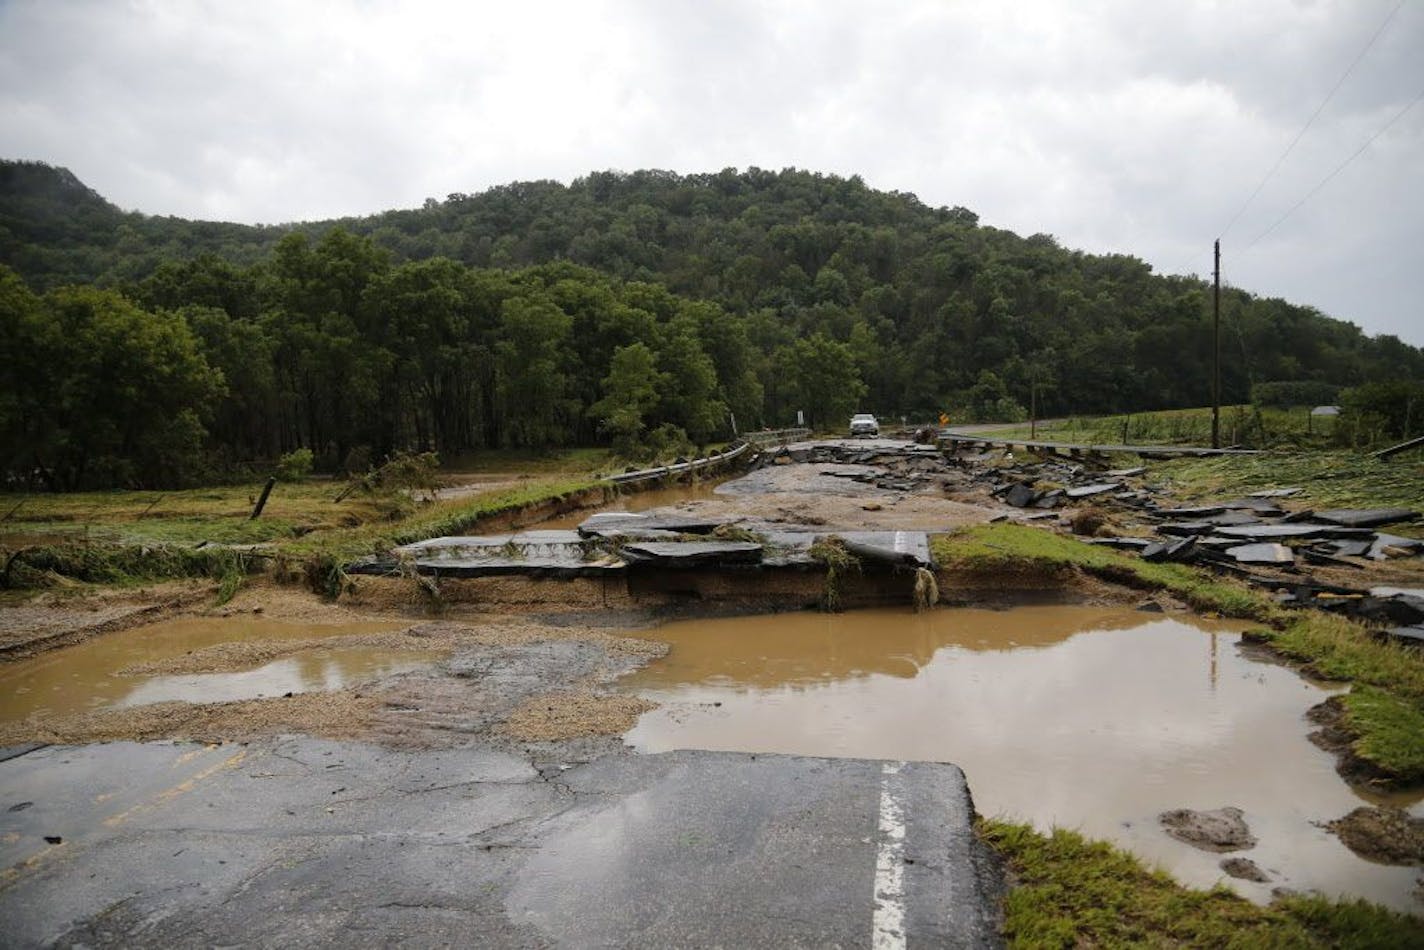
[2, 0, 1421, 344]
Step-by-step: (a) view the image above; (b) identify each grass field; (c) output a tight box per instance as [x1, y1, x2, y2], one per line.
[0, 447, 620, 598]
[977, 404, 1336, 449]
[1155, 451, 1424, 517]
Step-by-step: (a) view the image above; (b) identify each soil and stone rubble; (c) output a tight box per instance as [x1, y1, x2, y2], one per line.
[953, 445, 1422, 643]
[3, 436, 1422, 939]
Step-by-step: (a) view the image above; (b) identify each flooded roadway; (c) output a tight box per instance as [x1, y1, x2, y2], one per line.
[0, 617, 422, 722]
[622, 605, 1424, 912]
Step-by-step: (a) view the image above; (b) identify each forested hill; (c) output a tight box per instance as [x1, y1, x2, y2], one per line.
[2, 160, 1422, 473]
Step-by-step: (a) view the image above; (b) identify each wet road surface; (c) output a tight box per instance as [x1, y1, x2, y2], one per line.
[0, 739, 1002, 947]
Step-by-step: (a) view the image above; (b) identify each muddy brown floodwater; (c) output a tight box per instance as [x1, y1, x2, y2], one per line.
[0, 617, 423, 723]
[621, 605, 1424, 912]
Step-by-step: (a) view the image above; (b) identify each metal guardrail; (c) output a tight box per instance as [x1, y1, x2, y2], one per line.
[605, 440, 753, 485]
[742, 428, 811, 447]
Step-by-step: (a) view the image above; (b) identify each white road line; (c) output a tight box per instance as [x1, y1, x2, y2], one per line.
[872, 761, 907, 950]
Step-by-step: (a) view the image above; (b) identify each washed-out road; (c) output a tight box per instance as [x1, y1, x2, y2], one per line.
[1, 739, 1003, 947]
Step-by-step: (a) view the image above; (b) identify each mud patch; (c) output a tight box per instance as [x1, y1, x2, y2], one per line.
[1220, 857, 1271, 882]
[0, 692, 383, 745]
[103, 617, 657, 677]
[115, 630, 450, 675]
[2, 608, 669, 750]
[0, 582, 212, 659]
[1328, 806, 1424, 865]
[502, 691, 657, 741]
[1159, 807, 1256, 852]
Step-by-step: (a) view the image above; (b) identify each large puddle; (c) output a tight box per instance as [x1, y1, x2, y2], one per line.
[1, 618, 425, 722]
[623, 605, 1424, 911]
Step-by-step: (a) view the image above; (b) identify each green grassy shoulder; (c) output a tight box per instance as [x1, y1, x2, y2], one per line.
[438, 446, 615, 475]
[0, 481, 378, 547]
[1157, 452, 1424, 519]
[1257, 612, 1424, 783]
[982, 819, 1424, 948]
[976, 404, 1329, 450]
[968, 404, 1332, 452]
[1338, 688, 1424, 785]
[930, 522, 1280, 621]
[287, 475, 607, 562]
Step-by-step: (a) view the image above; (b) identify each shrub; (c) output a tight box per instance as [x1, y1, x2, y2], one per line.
[275, 448, 314, 482]
[1252, 380, 1341, 409]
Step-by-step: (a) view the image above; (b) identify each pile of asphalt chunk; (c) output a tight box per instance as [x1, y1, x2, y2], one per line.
[984, 457, 1163, 512]
[360, 511, 937, 579]
[751, 440, 960, 493]
[980, 455, 1423, 640]
[1093, 494, 1424, 641]
[1138, 506, 1422, 572]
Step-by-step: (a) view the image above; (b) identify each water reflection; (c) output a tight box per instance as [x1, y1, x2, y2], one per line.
[116, 650, 434, 707]
[624, 606, 1424, 912]
[1, 617, 414, 721]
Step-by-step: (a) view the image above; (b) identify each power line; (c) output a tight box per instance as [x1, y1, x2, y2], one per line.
[1243, 85, 1424, 250]
[1217, 0, 1405, 240]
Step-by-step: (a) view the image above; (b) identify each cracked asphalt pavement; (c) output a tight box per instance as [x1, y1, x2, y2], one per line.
[1, 739, 1002, 947]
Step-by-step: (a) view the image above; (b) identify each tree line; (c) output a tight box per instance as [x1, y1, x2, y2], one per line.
[2, 161, 1422, 489]
[1, 233, 872, 489]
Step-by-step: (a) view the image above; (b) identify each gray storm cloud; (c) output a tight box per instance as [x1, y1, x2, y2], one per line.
[1, 0, 1419, 342]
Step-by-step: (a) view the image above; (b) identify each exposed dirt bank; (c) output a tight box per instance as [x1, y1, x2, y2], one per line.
[1328, 806, 1424, 865]
[1306, 696, 1403, 791]
[0, 581, 212, 659]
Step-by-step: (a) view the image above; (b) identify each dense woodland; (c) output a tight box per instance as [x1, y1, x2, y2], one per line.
[2, 159, 1421, 489]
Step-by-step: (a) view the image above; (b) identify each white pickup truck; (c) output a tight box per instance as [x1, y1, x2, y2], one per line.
[849, 413, 879, 437]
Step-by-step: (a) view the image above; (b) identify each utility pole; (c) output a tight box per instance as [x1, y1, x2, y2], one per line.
[1212, 239, 1221, 449]
[1030, 379, 1038, 440]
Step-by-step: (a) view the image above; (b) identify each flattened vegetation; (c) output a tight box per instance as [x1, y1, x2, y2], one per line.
[981, 819, 1424, 948]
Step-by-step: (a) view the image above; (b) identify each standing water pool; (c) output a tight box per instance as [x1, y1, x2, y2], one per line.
[0, 617, 425, 723]
[622, 605, 1423, 911]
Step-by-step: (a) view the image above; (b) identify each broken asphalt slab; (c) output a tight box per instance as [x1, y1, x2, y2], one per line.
[389, 530, 624, 578]
[1224, 542, 1295, 565]
[0, 740, 1003, 948]
[620, 540, 763, 567]
[1312, 509, 1420, 529]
